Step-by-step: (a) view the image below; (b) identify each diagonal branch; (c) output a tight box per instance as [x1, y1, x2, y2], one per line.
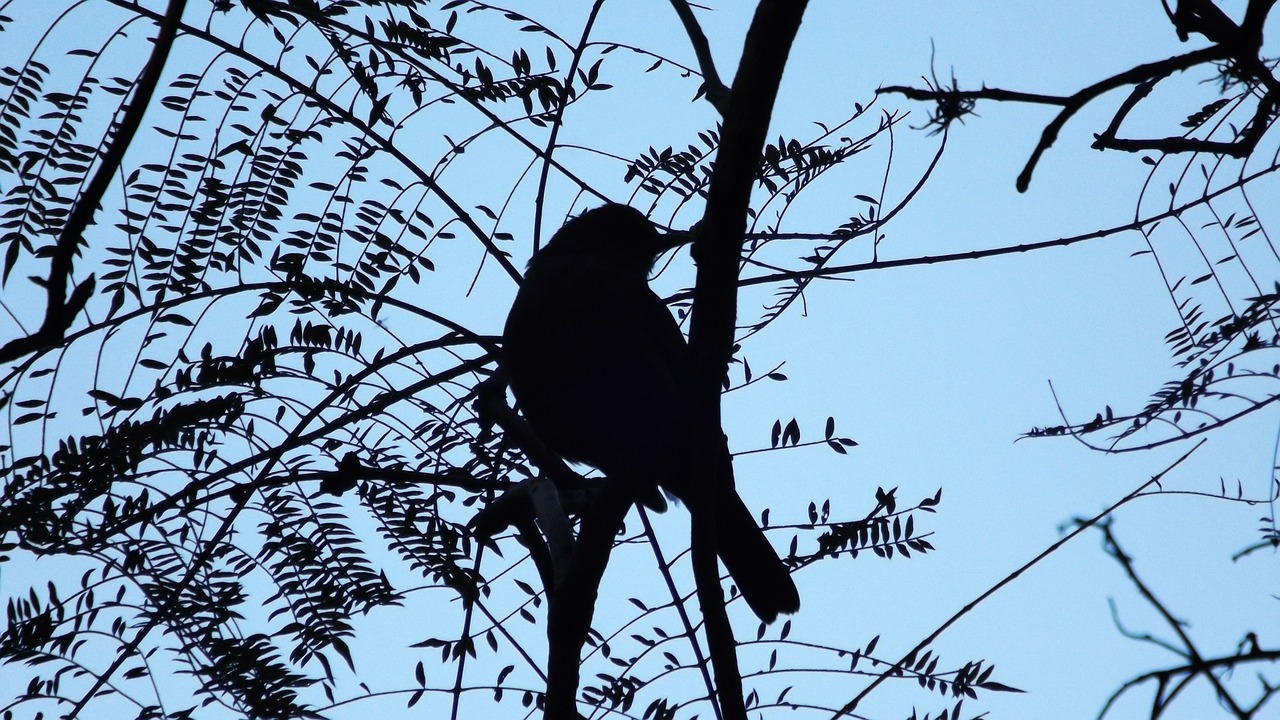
[0, 0, 187, 364]
[669, 0, 730, 114]
[835, 441, 1203, 717]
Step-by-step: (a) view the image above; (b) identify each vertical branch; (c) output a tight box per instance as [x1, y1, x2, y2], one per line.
[687, 2, 810, 718]
[1096, 521, 1249, 717]
[543, 482, 632, 720]
[531, 0, 606, 252]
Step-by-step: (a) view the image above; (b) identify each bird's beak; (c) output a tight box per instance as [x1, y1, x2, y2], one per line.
[655, 228, 693, 254]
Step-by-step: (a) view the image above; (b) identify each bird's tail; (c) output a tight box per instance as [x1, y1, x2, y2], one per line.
[715, 491, 800, 623]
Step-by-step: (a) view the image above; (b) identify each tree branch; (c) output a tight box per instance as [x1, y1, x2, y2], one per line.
[689, 2, 809, 718]
[878, 46, 1230, 191]
[669, 0, 731, 114]
[835, 442, 1203, 717]
[543, 482, 632, 720]
[1096, 521, 1249, 717]
[0, 0, 186, 364]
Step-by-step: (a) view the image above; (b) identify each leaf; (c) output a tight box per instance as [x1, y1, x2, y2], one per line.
[157, 313, 194, 326]
[783, 418, 800, 446]
[980, 681, 1025, 693]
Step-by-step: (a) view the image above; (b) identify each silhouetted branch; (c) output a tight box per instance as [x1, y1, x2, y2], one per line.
[1031, 375, 1280, 454]
[0, 0, 186, 364]
[725, 156, 1279, 292]
[835, 442, 1203, 716]
[1094, 520, 1279, 719]
[881, 1, 1280, 193]
[637, 507, 719, 705]
[532, 0, 606, 253]
[689, 2, 810, 718]
[544, 481, 632, 720]
[669, 0, 731, 114]
[880, 45, 1233, 191]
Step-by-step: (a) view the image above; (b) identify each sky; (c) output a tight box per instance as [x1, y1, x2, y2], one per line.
[0, 1, 1276, 719]
[577, 2, 1279, 718]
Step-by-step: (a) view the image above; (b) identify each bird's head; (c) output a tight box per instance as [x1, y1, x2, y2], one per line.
[535, 204, 689, 275]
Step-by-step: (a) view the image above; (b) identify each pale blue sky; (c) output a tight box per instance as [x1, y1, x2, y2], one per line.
[582, 2, 1278, 718]
[1, 2, 1275, 719]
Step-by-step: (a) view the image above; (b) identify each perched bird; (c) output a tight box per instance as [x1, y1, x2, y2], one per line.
[502, 203, 799, 623]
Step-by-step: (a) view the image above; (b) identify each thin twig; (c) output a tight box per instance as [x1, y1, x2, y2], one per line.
[669, 0, 730, 114]
[1096, 521, 1248, 717]
[834, 441, 1204, 718]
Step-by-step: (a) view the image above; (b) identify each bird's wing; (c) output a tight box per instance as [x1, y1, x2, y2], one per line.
[504, 253, 693, 476]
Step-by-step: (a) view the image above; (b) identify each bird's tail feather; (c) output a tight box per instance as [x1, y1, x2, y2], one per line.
[715, 491, 800, 623]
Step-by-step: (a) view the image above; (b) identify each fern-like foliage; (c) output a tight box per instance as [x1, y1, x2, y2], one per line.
[0, 2, 1001, 720]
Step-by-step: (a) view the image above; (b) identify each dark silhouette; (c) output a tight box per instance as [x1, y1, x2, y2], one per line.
[502, 203, 800, 623]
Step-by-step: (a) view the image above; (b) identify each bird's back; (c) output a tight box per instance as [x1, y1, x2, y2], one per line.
[503, 251, 694, 481]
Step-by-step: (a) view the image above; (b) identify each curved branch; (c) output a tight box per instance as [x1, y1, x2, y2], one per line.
[878, 46, 1230, 191]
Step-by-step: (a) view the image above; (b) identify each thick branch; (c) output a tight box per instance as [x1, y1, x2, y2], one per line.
[543, 483, 632, 720]
[688, 2, 809, 719]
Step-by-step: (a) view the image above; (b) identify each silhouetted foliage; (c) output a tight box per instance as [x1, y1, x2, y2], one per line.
[4, 1, 1269, 719]
[0, 2, 996, 719]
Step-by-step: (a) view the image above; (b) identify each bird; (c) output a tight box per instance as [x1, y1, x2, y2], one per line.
[502, 203, 799, 623]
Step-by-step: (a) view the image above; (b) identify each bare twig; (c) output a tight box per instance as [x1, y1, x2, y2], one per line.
[834, 441, 1203, 717]
[532, 0, 606, 253]
[878, 43, 1259, 190]
[1094, 521, 1278, 719]
[638, 508, 718, 709]
[669, 0, 731, 114]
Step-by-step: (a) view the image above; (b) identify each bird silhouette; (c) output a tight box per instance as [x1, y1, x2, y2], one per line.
[502, 203, 799, 622]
